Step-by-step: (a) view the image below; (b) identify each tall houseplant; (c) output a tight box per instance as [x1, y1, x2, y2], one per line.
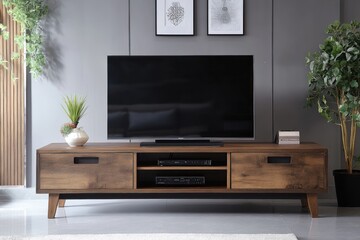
[306, 20, 360, 206]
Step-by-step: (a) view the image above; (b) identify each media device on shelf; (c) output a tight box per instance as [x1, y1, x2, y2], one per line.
[108, 55, 254, 144]
[157, 159, 212, 166]
[155, 176, 206, 186]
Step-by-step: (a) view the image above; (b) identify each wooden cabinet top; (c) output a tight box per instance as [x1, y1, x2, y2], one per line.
[37, 142, 327, 154]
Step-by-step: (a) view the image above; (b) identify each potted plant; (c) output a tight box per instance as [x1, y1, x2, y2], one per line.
[60, 95, 89, 147]
[306, 20, 360, 207]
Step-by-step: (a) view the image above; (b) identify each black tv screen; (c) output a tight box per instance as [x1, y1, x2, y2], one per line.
[108, 55, 254, 140]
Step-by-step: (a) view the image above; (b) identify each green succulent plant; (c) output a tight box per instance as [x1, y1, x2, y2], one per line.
[62, 95, 87, 127]
[60, 123, 75, 137]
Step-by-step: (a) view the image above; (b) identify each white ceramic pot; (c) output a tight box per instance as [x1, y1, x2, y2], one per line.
[64, 128, 89, 147]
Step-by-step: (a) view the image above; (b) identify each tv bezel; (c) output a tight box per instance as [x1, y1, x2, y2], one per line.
[107, 55, 255, 142]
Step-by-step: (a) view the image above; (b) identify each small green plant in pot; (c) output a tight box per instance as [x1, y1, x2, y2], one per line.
[306, 20, 360, 206]
[60, 95, 89, 147]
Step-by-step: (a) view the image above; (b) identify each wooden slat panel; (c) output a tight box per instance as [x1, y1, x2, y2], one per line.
[0, 1, 25, 186]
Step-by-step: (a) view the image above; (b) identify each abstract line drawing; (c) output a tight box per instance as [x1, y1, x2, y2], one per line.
[156, 0, 194, 36]
[208, 0, 244, 35]
[167, 2, 185, 26]
[220, 0, 231, 24]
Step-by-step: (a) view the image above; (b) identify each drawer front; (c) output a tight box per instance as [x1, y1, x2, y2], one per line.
[39, 153, 133, 190]
[231, 153, 326, 191]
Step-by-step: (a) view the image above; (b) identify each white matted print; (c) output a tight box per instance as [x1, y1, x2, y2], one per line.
[156, 0, 194, 36]
[208, 0, 244, 35]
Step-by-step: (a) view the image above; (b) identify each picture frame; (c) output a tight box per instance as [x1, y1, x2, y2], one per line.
[207, 0, 244, 35]
[156, 0, 195, 36]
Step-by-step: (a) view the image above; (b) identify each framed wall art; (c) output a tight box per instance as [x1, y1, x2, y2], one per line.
[208, 0, 244, 35]
[156, 0, 195, 36]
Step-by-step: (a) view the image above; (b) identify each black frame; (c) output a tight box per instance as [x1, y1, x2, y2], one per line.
[156, 0, 195, 36]
[207, 0, 244, 36]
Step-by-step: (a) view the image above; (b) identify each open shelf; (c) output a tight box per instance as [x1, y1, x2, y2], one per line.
[136, 152, 228, 189]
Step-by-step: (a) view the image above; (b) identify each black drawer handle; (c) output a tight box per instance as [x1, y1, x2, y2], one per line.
[74, 157, 99, 164]
[267, 156, 291, 164]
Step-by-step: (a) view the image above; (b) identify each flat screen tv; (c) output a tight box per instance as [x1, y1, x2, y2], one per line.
[108, 55, 254, 141]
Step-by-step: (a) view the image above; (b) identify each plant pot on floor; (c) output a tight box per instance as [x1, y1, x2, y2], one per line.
[333, 169, 360, 207]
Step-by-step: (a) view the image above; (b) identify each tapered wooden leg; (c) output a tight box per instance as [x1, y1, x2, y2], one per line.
[48, 194, 60, 219]
[307, 193, 318, 218]
[58, 199, 66, 208]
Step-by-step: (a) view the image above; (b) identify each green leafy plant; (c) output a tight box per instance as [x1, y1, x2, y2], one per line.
[60, 123, 75, 137]
[306, 20, 360, 174]
[0, 0, 48, 79]
[62, 95, 87, 128]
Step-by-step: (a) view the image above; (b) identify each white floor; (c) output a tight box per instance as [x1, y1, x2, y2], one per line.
[0, 199, 360, 240]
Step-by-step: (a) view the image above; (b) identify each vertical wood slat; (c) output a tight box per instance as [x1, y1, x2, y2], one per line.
[0, 1, 25, 186]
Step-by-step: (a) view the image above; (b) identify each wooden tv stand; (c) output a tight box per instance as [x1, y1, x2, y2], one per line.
[36, 142, 327, 218]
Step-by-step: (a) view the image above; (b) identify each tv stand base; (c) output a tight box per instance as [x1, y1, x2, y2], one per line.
[36, 143, 327, 219]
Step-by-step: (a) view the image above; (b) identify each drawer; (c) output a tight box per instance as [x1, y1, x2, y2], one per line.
[231, 153, 326, 190]
[39, 153, 133, 190]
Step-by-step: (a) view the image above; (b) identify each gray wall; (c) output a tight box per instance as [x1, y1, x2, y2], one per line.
[28, 0, 129, 189]
[273, 0, 341, 190]
[342, 0, 360, 22]
[22, 0, 359, 197]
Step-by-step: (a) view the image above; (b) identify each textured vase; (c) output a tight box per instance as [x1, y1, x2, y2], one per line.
[65, 128, 89, 147]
